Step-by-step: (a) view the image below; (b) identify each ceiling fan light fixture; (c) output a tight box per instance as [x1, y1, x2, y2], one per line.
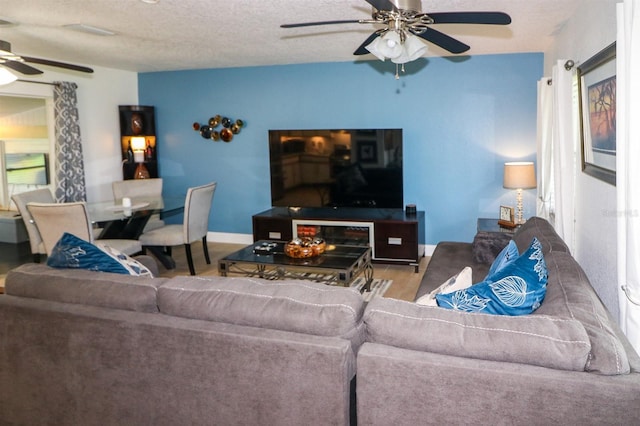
[365, 31, 426, 65]
[0, 67, 17, 85]
[390, 33, 427, 64]
[365, 31, 404, 61]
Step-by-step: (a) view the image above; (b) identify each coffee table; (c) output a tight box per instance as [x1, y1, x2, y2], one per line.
[218, 240, 373, 290]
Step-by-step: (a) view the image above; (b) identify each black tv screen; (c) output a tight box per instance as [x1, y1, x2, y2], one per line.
[5, 153, 50, 185]
[269, 129, 403, 208]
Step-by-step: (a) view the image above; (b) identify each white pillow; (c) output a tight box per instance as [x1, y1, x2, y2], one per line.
[95, 243, 154, 277]
[416, 266, 473, 306]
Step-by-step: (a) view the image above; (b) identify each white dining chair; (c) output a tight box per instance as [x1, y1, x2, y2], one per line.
[11, 188, 55, 262]
[139, 182, 217, 275]
[112, 178, 165, 232]
[27, 201, 142, 256]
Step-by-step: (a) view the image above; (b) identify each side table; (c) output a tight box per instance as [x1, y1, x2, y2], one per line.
[477, 218, 517, 235]
[472, 218, 515, 264]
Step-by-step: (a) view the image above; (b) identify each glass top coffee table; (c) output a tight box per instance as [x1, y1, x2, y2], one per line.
[218, 240, 373, 290]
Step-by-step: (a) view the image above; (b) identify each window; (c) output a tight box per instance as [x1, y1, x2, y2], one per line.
[0, 95, 54, 209]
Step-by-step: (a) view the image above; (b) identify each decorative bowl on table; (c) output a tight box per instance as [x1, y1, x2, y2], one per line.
[285, 237, 326, 259]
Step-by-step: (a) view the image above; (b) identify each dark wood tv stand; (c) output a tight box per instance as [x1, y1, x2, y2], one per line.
[252, 207, 425, 272]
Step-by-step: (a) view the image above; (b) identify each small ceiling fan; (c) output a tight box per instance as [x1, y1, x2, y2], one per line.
[281, 0, 511, 58]
[0, 39, 93, 76]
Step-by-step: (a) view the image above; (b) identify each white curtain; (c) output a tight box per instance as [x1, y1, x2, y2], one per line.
[536, 61, 576, 253]
[536, 78, 553, 221]
[617, 0, 640, 354]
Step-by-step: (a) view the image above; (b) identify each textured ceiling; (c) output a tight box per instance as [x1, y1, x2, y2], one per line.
[0, 0, 582, 74]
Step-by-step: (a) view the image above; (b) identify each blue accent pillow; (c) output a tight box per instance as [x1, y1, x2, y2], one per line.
[485, 239, 519, 281]
[47, 232, 153, 277]
[436, 237, 547, 316]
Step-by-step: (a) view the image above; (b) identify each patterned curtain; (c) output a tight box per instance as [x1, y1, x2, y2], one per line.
[53, 81, 87, 202]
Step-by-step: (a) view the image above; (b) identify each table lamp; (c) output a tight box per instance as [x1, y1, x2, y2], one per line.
[130, 136, 150, 179]
[503, 162, 536, 225]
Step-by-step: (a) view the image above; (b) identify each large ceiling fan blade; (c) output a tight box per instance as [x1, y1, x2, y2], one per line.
[415, 28, 470, 54]
[428, 12, 511, 25]
[2, 60, 43, 75]
[353, 32, 381, 55]
[281, 20, 361, 28]
[21, 56, 94, 74]
[363, 0, 396, 11]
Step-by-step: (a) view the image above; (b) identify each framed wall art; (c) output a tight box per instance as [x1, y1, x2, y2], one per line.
[577, 42, 616, 186]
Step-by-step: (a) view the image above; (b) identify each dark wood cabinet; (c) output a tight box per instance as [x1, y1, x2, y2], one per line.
[119, 105, 158, 180]
[252, 207, 425, 272]
[252, 216, 293, 242]
[374, 221, 419, 261]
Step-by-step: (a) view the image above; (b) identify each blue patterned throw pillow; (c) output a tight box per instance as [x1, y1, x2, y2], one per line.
[47, 232, 153, 277]
[436, 238, 547, 316]
[485, 239, 519, 281]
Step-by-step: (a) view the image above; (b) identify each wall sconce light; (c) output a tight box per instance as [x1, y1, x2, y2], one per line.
[503, 162, 537, 225]
[131, 136, 150, 179]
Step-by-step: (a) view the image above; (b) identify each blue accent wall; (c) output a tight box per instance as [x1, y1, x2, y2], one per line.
[139, 53, 542, 244]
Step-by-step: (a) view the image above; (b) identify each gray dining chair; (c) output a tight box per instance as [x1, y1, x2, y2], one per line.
[27, 201, 142, 257]
[139, 181, 217, 275]
[11, 188, 54, 262]
[112, 178, 165, 232]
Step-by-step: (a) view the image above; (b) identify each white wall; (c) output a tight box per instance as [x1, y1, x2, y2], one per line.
[0, 65, 138, 203]
[544, 0, 619, 320]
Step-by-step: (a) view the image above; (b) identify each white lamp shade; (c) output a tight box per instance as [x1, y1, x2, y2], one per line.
[130, 136, 146, 151]
[0, 68, 18, 86]
[503, 162, 537, 189]
[366, 32, 427, 64]
[366, 32, 404, 61]
[390, 34, 428, 64]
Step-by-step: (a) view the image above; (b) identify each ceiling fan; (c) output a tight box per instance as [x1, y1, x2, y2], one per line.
[281, 0, 511, 60]
[0, 39, 94, 77]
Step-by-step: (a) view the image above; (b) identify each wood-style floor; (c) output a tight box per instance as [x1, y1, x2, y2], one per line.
[1, 241, 430, 301]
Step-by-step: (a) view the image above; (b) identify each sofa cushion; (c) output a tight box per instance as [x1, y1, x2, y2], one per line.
[415, 242, 491, 300]
[534, 251, 631, 375]
[416, 266, 472, 306]
[514, 217, 570, 255]
[364, 297, 591, 371]
[47, 232, 153, 277]
[484, 239, 519, 281]
[158, 276, 365, 345]
[436, 238, 548, 316]
[5, 263, 164, 313]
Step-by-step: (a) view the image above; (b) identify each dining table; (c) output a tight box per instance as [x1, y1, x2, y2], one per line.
[86, 195, 185, 269]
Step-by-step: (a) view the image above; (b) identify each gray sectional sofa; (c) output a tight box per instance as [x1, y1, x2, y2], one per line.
[357, 217, 640, 425]
[0, 265, 363, 425]
[2, 217, 640, 425]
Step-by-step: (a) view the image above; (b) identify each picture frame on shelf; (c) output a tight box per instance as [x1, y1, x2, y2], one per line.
[577, 42, 616, 186]
[498, 205, 516, 229]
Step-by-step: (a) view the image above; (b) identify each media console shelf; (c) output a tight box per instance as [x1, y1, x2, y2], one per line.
[252, 207, 425, 272]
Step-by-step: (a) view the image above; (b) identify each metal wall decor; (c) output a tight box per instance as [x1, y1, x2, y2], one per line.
[192, 115, 245, 143]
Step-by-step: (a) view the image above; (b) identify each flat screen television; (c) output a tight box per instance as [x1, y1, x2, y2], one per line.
[269, 129, 403, 208]
[5, 153, 50, 185]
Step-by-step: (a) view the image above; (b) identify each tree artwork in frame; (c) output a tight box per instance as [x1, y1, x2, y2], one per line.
[498, 205, 516, 229]
[577, 42, 616, 186]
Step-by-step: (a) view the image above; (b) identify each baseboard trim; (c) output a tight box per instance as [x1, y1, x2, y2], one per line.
[207, 232, 253, 245]
[424, 244, 436, 257]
